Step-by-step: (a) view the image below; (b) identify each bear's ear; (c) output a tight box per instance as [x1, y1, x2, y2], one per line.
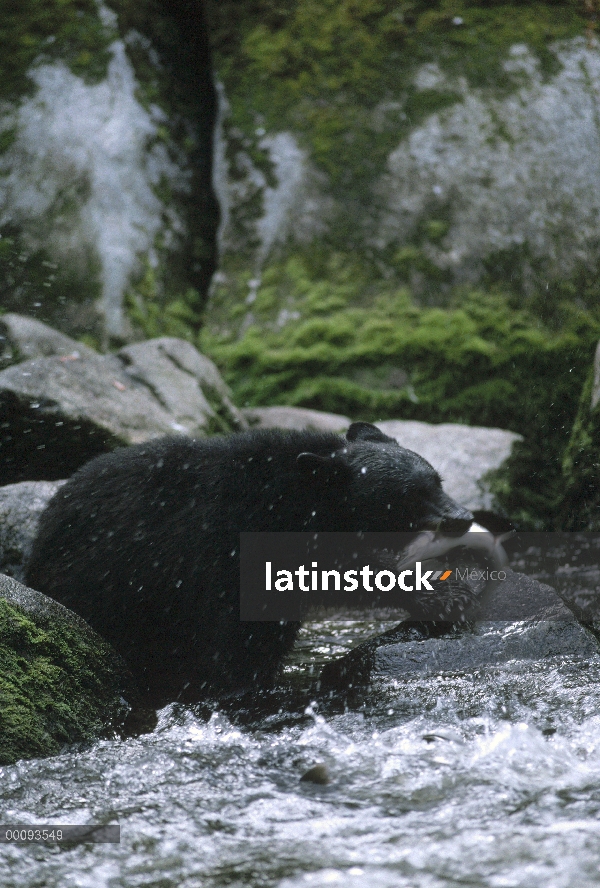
[296, 451, 351, 483]
[346, 422, 395, 444]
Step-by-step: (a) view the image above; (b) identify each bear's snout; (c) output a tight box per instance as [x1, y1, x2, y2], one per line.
[438, 511, 474, 534]
[438, 496, 475, 533]
[425, 496, 474, 534]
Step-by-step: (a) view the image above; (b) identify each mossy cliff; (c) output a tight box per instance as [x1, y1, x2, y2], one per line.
[195, 1, 600, 528]
[201, 256, 599, 527]
[0, 573, 138, 765]
[205, 0, 598, 298]
[3, 2, 599, 528]
[0, 0, 218, 342]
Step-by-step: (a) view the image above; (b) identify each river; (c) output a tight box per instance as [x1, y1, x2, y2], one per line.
[3, 613, 600, 887]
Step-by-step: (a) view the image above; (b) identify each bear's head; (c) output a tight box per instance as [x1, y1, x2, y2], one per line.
[297, 421, 473, 533]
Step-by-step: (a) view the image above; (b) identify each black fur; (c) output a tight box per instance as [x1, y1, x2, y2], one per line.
[25, 423, 472, 705]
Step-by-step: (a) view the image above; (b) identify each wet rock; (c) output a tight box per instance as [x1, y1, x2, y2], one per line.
[422, 728, 464, 744]
[243, 406, 350, 433]
[319, 571, 596, 692]
[370, 619, 597, 680]
[468, 569, 573, 622]
[119, 338, 247, 435]
[0, 313, 96, 368]
[0, 480, 65, 580]
[0, 318, 246, 484]
[0, 573, 140, 765]
[0, 351, 182, 484]
[375, 420, 521, 511]
[300, 763, 330, 785]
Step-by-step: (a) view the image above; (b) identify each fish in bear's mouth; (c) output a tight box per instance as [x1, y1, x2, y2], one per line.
[378, 522, 514, 622]
[396, 522, 512, 573]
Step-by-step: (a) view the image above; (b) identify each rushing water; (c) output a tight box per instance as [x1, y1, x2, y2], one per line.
[3, 615, 600, 888]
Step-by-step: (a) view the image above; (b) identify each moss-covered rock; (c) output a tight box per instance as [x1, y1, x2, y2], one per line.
[0, 0, 218, 342]
[0, 572, 139, 765]
[558, 342, 600, 530]
[206, 0, 600, 306]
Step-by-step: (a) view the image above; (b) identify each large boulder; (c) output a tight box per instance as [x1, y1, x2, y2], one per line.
[243, 405, 351, 434]
[207, 4, 600, 307]
[0, 313, 96, 368]
[376, 420, 521, 512]
[0, 316, 247, 485]
[320, 570, 597, 692]
[0, 350, 185, 484]
[0, 573, 140, 765]
[119, 337, 245, 436]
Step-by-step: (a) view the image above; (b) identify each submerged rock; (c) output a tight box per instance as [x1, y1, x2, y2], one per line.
[300, 763, 330, 785]
[0, 573, 140, 766]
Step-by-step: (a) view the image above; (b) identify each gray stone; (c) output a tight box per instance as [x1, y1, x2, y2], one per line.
[243, 405, 350, 433]
[0, 351, 185, 484]
[0, 572, 141, 765]
[119, 337, 247, 435]
[318, 570, 593, 691]
[0, 480, 65, 581]
[0, 326, 246, 485]
[374, 42, 600, 289]
[0, 313, 96, 368]
[215, 36, 600, 301]
[373, 619, 598, 678]
[376, 420, 521, 511]
[0, 8, 216, 341]
[471, 569, 574, 622]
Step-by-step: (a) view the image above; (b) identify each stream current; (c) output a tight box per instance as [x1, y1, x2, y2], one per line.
[4, 584, 600, 886]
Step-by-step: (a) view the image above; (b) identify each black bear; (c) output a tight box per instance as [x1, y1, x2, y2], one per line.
[25, 422, 472, 706]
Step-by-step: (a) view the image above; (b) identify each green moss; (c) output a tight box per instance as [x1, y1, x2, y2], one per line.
[125, 261, 201, 342]
[0, 0, 113, 102]
[201, 252, 599, 528]
[557, 366, 600, 530]
[0, 597, 130, 765]
[205, 0, 586, 204]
